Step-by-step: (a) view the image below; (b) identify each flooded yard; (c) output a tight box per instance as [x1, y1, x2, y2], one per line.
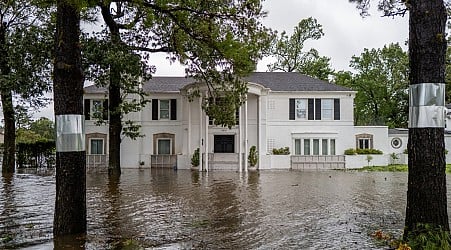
[0, 168, 418, 249]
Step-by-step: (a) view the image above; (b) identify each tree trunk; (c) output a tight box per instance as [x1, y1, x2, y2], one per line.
[108, 75, 122, 176]
[53, 0, 86, 236]
[1, 90, 15, 173]
[0, 23, 15, 173]
[404, 0, 449, 236]
[100, 4, 122, 176]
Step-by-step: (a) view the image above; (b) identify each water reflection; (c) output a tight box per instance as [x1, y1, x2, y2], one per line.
[0, 169, 420, 249]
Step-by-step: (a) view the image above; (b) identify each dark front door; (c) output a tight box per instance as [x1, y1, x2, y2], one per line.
[214, 135, 235, 153]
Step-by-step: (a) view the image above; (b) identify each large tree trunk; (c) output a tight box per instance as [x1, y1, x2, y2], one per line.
[1, 90, 15, 173]
[53, 0, 86, 236]
[101, 4, 122, 176]
[404, 0, 449, 236]
[0, 23, 15, 173]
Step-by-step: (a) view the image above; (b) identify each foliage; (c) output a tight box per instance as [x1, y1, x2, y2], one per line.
[272, 147, 290, 155]
[335, 43, 409, 128]
[357, 165, 451, 173]
[248, 145, 258, 167]
[16, 140, 55, 168]
[356, 148, 383, 155]
[344, 148, 383, 155]
[191, 148, 200, 167]
[357, 164, 409, 172]
[267, 17, 333, 81]
[16, 118, 55, 143]
[366, 155, 373, 165]
[404, 224, 451, 250]
[344, 148, 356, 155]
[84, 0, 272, 129]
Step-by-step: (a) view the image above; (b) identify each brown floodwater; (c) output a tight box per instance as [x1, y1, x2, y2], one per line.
[0, 168, 419, 249]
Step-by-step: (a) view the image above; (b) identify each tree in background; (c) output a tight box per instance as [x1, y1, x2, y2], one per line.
[335, 43, 409, 128]
[84, 0, 272, 175]
[0, 1, 53, 173]
[349, 0, 449, 239]
[267, 17, 334, 81]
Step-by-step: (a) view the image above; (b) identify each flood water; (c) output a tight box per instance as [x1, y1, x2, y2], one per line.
[0, 168, 420, 249]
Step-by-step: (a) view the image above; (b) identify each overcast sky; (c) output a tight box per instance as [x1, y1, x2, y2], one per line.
[152, 0, 409, 76]
[34, 0, 409, 120]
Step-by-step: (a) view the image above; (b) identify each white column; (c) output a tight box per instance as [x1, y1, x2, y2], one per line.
[244, 96, 248, 172]
[199, 95, 203, 171]
[188, 98, 192, 155]
[205, 94, 209, 172]
[238, 104, 243, 172]
[257, 95, 262, 169]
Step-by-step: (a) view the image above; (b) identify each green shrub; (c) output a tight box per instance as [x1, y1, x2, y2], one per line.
[344, 148, 356, 155]
[191, 148, 200, 167]
[248, 146, 258, 167]
[356, 148, 383, 155]
[405, 224, 451, 250]
[272, 147, 290, 155]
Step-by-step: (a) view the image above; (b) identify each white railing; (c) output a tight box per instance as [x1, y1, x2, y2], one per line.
[151, 155, 177, 168]
[86, 154, 108, 170]
[291, 155, 345, 170]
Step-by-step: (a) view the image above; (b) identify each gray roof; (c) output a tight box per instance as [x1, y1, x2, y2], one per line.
[244, 72, 351, 91]
[84, 72, 352, 93]
[389, 128, 408, 135]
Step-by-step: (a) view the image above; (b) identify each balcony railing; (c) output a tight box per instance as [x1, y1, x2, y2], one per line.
[151, 155, 177, 168]
[86, 154, 108, 170]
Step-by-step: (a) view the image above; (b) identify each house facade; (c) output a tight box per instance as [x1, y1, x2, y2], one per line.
[83, 72, 400, 171]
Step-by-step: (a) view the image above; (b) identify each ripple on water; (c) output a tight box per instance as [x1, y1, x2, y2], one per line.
[0, 169, 421, 249]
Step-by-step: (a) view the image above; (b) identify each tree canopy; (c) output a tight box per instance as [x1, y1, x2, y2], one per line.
[335, 43, 409, 128]
[267, 17, 334, 81]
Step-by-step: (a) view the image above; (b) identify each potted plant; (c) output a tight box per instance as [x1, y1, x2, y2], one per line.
[191, 148, 200, 170]
[248, 146, 258, 171]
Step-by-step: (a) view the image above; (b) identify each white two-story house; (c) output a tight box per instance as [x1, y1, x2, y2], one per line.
[84, 72, 393, 171]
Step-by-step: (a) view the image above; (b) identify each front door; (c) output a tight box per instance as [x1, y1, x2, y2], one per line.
[214, 135, 235, 153]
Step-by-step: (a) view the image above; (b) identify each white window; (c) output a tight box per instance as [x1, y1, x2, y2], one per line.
[321, 99, 333, 120]
[295, 139, 301, 155]
[313, 139, 320, 155]
[295, 99, 307, 119]
[330, 139, 336, 155]
[358, 138, 371, 149]
[322, 139, 328, 155]
[159, 100, 170, 119]
[90, 139, 104, 155]
[157, 139, 171, 155]
[303, 139, 310, 155]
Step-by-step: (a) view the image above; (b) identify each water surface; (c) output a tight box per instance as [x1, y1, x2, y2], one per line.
[0, 169, 416, 249]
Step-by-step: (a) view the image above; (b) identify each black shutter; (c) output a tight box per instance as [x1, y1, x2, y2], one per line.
[152, 99, 158, 120]
[84, 99, 90, 120]
[289, 98, 295, 120]
[170, 99, 177, 120]
[334, 99, 340, 120]
[308, 99, 314, 120]
[315, 99, 321, 120]
[103, 99, 109, 120]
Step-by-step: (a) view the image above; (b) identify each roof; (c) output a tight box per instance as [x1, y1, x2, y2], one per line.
[388, 128, 408, 135]
[84, 72, 352, 94]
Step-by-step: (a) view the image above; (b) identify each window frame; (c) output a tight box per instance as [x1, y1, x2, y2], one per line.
[295, 99, 307, 119]
[157, 138, 172, 155]
[159, 99, 170, 120]
[90, 138, 104, 155]
[321, 99, 334, 120]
